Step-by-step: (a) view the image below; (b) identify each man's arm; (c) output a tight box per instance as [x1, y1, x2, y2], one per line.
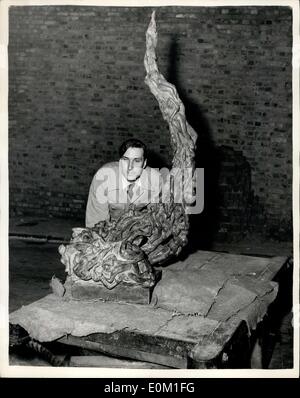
[85, 173, 110, 228]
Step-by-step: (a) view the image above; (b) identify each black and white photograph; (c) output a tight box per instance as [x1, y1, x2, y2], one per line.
[1, 0, 299, 377]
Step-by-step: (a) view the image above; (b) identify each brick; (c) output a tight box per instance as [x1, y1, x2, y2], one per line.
[8, 5, 292, 241]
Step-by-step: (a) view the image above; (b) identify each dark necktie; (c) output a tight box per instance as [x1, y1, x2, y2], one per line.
[127, 183, 135, 203]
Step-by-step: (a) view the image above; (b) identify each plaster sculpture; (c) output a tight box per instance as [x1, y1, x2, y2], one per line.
[58, 11, 197, 298]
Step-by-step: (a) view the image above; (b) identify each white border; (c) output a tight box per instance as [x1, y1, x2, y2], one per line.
[0, 0, 299, 379]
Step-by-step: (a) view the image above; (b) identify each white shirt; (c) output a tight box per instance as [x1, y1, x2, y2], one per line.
[86, 161, 161, 227]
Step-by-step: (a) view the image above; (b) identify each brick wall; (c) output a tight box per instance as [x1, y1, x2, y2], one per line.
[8, 5, 292, 241]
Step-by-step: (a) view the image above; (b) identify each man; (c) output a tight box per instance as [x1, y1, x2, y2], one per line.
[85, 138, 161, 228]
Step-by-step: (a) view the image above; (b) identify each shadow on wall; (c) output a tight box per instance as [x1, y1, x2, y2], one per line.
[166, 37, 221, 250]
[166, 37, 263, 251]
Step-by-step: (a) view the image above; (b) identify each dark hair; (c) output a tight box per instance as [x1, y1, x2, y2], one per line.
[119, 138, 147, 159]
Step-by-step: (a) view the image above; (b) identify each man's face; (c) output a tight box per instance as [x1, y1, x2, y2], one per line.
[119, 147, 146, 182]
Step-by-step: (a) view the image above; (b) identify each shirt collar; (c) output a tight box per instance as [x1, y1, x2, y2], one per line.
[120, 172, 143, 190]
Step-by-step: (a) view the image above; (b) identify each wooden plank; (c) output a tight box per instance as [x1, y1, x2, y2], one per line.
[58, 334, 188, 368]
[69, 355, 170, 368]
[189, 316, 244, 363]
[58, 317, 249, 369]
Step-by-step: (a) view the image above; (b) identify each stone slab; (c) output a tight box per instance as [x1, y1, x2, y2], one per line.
[70, 280, 153, 305]
[151, 268, 226, 316]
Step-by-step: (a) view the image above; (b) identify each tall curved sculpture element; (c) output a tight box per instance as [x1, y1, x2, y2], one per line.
[58, 12, 197, 297]
[144, 12, 197, 173]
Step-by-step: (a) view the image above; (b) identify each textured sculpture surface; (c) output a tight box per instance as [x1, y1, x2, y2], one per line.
[59, 11, 197, 291]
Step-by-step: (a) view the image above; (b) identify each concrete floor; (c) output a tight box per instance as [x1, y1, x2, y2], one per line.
[8, 216, 294, 368]
[9, 240, 65, 313]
